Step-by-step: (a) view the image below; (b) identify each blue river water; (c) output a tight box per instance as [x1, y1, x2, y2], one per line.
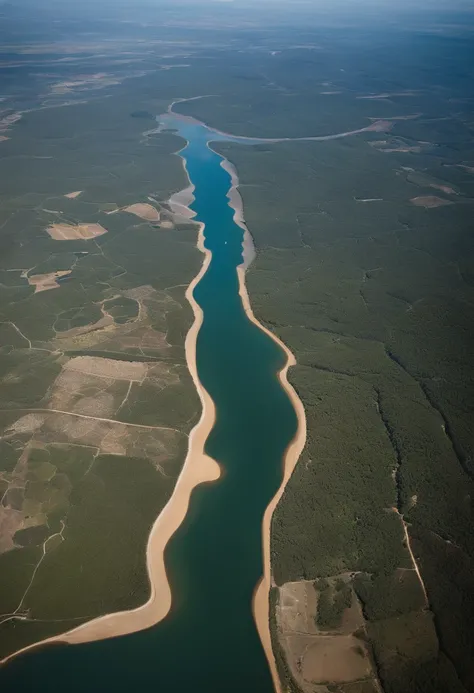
[0, 114, 298, 692]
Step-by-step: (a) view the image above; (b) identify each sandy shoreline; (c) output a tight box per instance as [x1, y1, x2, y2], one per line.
[1, 145, 220, 667]
[2, 115, 307, 693]
[169, 97, 392, 143]
[222, 150, 307, 693]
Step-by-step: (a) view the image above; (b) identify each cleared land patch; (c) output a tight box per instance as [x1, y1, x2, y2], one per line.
[27, 271, 72, 293]
[46, 223, 108, 240]
[123, 203, 160, 222]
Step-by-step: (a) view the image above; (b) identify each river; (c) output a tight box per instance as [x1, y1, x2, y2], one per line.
[0, 112, 298, 692]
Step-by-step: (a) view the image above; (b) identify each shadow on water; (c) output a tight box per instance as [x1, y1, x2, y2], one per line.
[0, 116, 298, 692]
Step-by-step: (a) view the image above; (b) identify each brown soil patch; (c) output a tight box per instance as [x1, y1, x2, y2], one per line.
[301, 635, 372, 683]
[27, 270, 71, 293]
[411, 196, 453, 208]
[46, 223, 108, 240]
[278, 581, 319, 635]
[276, 578, 372, 690]
[63, 356, 148, 382]
[64, 191, 83, 199]
[123, 203, 160, 222]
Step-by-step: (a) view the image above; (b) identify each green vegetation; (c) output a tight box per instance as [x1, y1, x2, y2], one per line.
[316, 578, 352, 630]
[1, 8, 473, 692]
[0, 38, 203, 658]
[182, 24, 474, 693]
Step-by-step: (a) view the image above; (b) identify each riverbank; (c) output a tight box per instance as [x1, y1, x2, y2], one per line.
[2, 118, 307, 693]
[237, 265, 307, 693]
[221, 148, 307, 692]
[0, 149, 220, 666]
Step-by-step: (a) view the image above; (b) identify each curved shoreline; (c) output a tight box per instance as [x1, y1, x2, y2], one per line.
[2, 115, 308, 693]
[1, 150, 220, 667]
[170, 97, 392, 142]
[217, 146, 307, 691]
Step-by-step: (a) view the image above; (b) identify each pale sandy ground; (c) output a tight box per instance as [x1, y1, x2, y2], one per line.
[220, 149, 306, 693]
[168, 185, 196, 219]
[27, 270, 71, 293]
[168, 98, 392, 143]
[123, 203, 160, 222]
[0, 136, 9, 143]
[2, 121, 306, 693]
[240, 268, 306, 693]
[46, 223, 108, 240]
[64, 191, 83, 199]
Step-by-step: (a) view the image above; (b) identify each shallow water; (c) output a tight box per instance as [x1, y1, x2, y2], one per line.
[1, 115, 298, 692]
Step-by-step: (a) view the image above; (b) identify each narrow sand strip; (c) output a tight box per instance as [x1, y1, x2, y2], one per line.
[1, 153, 220, 666]
[169, 98, 392, 143]
[223, 167, 307, 693]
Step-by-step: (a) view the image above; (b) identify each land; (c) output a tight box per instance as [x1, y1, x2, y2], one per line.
[179, 18, 474, 693]
[0, 3, 473, 692]
[0, 18, 209, 658]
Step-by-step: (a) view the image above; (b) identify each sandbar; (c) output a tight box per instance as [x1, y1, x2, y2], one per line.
[64, 191, 83, 199]
[168, 184, 196, 219]
[46, 223, 108, 240]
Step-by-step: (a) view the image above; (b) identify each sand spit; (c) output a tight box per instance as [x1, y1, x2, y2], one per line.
[0, 142, 221, 668]
[46, 223, 108, 240]
[168, 98, 392, 144]
[168, 185, 196, 219]
[64, 191, 83, 199]
[123, 203, 160, 222]
[27, 270, 71, 293]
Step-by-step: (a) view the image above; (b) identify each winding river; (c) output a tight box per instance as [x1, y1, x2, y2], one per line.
[0, 112, 300, 691]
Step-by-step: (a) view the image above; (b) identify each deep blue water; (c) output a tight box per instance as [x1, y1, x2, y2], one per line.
[0, 115, 297, 692]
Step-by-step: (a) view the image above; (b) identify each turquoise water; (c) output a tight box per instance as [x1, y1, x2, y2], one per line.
[1, 115, 298, 692]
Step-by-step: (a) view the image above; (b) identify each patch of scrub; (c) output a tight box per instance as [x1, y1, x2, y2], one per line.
[46, 223, 108, 240]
